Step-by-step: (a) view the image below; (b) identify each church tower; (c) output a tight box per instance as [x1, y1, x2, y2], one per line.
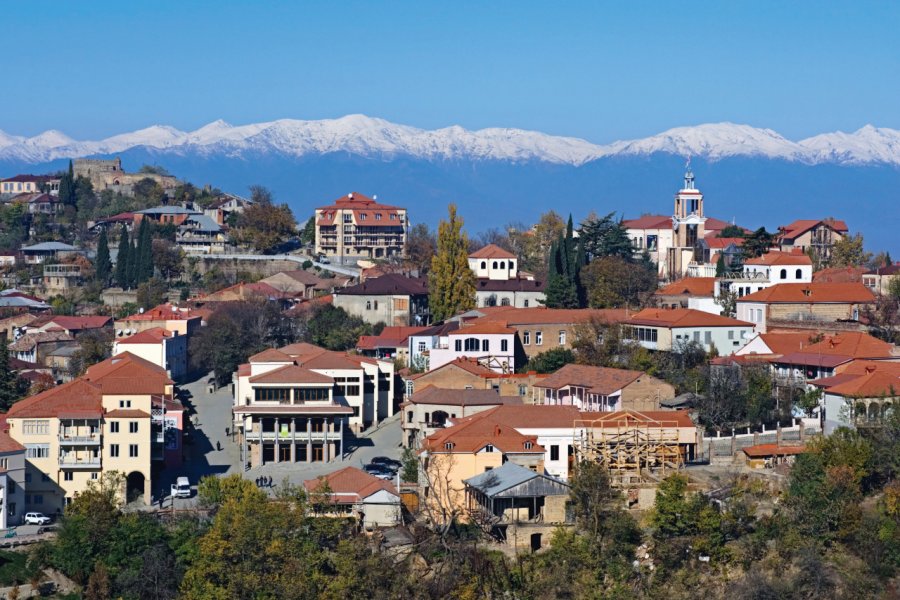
[667, 162, 707, 277]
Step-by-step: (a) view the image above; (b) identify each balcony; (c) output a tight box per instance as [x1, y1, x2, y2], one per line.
[58, 433, 101, 445]
[59, 455, 101, 469]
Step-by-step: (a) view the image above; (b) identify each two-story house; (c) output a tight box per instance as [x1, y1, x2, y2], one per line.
[534, 364, 675, 412]
[468, 244, 546, 308]
[427, 321, 518, 373]
[862, 263, 900, 296]
[777, 218, 848, 263]
[113, 327, 188, 381]
[402, 387, 515, 448]
[735, 282, 875, 334]
[623, 307, 755, 353]
[332, 274, 430, 326]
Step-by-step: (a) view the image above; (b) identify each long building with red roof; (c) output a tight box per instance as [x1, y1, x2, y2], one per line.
[314, 192, 408, 263]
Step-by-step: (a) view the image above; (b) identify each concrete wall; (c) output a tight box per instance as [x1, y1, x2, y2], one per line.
[333, 293, 411, 326]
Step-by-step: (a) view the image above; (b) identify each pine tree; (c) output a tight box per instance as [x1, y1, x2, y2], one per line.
[428, 204, 476, 322]
[115, 226, 131, 289]
[95, 229, 112, 284]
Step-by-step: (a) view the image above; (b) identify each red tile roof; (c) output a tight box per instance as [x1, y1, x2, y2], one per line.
[744, 251, 813, 267]
[703, 237, 745, 249]
[656, 277, 716, 297]
[37, 315, 112, 331]
[779, 219, 849, 240]
[476, 307, 628, 326]
[82, 352, 173, 394]
[812, 267, 867, 283]
[737, 283, 875, 304]
[450, 322, 517, 335]
[316, 192, 402, 212]
[800, 332, 896, 359]
[623, 215, 672, 230]
[356, 326, 428, 350]
[120, 303, 201, 321]
[117, 327, 173, 344]
[248, 348, 295, 363]
[626, 307, 753, 328]
[422, 413, 544, 454]
[819, 371, 900, 398]
[408, 387, 512, 407]
[8, 378, 102, 418]
[304, 466, 398, 500]
[248, 364, 334, 385]
[535, 364, 646, 395]
[0, 430, 25, 454]
[750, 332, 820, 356]
[469, 244, 516, 260]
[278, 343, 366, 370]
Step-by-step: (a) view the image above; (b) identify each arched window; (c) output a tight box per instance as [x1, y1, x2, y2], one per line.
[780, 269, 787, 280]
[480, 261, 486, 269]
[492, 261, 498, 269]
[795, 268, 802, 279]
[464, 337, 480, 352]
[499, 261, 505, 269]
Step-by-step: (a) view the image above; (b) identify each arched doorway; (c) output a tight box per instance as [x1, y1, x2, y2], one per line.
[126, 471, 146, 504]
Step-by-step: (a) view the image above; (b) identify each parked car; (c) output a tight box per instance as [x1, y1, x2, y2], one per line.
[370, 456, 402, 469]
[24, 512, 51, 525]
[171, 476, 191, 498]
[364, 463, 397, 480]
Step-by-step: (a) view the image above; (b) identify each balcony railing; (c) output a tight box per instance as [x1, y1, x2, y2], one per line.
[58, 434, 101, 445]
[59, 456, 102, 469]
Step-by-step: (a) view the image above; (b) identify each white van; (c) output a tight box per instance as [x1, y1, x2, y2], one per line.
[171, 477, 191, 498]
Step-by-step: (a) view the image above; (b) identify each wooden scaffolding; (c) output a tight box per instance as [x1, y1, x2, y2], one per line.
[573, 412, 685, 485]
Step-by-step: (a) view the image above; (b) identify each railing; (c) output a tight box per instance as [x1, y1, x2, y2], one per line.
[59, 456, 101, 468]
[58, 434, 101, 445]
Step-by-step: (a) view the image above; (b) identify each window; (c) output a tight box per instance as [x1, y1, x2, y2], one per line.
[294, 388, 329, 402]
[455, 339, 462, 351]
[518, 384, 527, 396]
[119, 400, 132, 408]
[523, 330, 530, 345]
[480, 261, 486, 269]
[524, 441, 533, 450]
[535, 331, 543, 346]
[129, 444, 139, 458]
[728, 330, 734, 340]
[394, 298, 409, 310]
[110, 444, 119, 458]
[373, 301, 378, 310]
[0, 458, 6, 470]
[482, 339, 489, 352]
[559, 330, 566, 345]
[550, 445, 560, 461]
[64, 472, 73, 481]
[464, 337, 480, 352]
[25, 445, 49, 459]
[23, 420, 49, 435]
[524, 299, 529, 307]
[91, 473, 98, 480]
[444, 442, 454, 450]
[406, 411, 413, 423]
[499, 261, 505, 269]
[375, 213, 382, 220]
[417, 341, 426, 352]
[366, 300, 371, 310]
[795, 268, 802, 279]
[484, 444, 494, 453]
[129, 421, 139, 434]
[110, 421, 120, 433]
[492, 261, 498, 269]
[501, 339, 508, 352]
[255, 388, 290, 402]
[780, 269, 787, 280]
[360, 212, 367, 220]
[693, 331, 700, 342]
[704, 331, 712, 344]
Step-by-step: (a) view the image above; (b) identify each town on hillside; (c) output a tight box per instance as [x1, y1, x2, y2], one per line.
[0, 159, 898, 597]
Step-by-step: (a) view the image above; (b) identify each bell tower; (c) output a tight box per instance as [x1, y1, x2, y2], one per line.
[667, 161, 707, 277]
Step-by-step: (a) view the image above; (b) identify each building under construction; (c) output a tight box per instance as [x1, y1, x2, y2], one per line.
[573, 410, 700, 486]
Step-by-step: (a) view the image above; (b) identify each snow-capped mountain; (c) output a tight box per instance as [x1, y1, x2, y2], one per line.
[1, 115, 899, 167]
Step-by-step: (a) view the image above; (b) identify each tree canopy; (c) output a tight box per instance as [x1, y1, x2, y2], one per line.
[428, 204, 476, 321]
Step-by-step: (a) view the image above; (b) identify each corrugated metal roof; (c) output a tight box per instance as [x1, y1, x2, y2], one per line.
[463, 462, 569, 498]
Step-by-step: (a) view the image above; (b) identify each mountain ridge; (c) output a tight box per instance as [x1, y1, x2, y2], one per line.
[2, 115, 900, 167]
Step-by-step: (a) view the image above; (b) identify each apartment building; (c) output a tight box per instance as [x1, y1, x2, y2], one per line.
[315, 192, 408, 263]
[332, 274, 430, 326]
[623, 307, 755, 353]
[5, 353, 182, 512]
[777, 218, 848, 262]
[113, 327, 188, 381]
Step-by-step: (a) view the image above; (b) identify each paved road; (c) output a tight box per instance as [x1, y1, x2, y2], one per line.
[199, 253, 361, 277]
[157, 372, 402, 504]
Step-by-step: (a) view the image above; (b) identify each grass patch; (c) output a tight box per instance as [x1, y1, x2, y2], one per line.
[0, 549, 41, 586]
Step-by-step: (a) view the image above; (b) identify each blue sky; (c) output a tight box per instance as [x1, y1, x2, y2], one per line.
[3, 1, 898, 142]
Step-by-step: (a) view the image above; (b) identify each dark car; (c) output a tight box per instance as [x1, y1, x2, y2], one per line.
[370, 456, 402, 469]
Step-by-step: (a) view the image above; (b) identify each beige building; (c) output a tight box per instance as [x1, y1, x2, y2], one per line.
[6, 353, 179, 512]
[404, 357, 547, 401]
[115, 303, 203, 338]
[73, 158, 178, 195]
[862, 263, 900, 296]
[113, 327, 188, 381]
[401, 387, 518, 448]
[735, 282, 876, 334]
[535, 364, 675, 412]
[777, 218, 849, 263]
[315, 192, 408, 263]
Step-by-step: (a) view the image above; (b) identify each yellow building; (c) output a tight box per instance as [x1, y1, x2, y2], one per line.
[6, 353, 178, 513]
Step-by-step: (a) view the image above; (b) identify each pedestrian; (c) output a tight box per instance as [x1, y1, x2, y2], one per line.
[268, 475, 273, 488]
[255, 477, 260, 487]
[225, 427, 229, 437]
[216, 441, 222, 451]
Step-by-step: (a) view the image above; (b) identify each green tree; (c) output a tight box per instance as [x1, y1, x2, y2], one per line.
[741, 227, 774, 260]
[300, 216, 316, 245]
[405, 223, 436, 275]
[136, 277, 168, 310]
[715, 252, 726, 276]
[579, 255, 657, 309]
[830, 233, 872, 268]
[136, 217, 153, 282]
[0, 337, 27, 411]
[95, 229, 111, 284]
[304, 304, 371, 351]
[718, 224, 746, 238]
[578, 212, 633, 261]
[233, 186, 297, 253]
[58, 160, 76, 207]
[428, 204, 476, 321]
[114, 226, 130, 289]
[521, 347, 575, 373]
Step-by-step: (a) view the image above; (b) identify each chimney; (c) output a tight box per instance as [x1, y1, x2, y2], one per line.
[494, 425, 501, 436]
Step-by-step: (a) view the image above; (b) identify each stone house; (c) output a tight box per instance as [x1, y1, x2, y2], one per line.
[735, 282, 875, 334]
[534, 364, 676, 412]
[332, 274, 429, 326]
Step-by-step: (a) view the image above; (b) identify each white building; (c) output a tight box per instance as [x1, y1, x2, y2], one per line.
[716, 251, 813, 299]
[427, 321, 518, 373]
[468, 244, 546, 308]
[113, 327, 188, 381]
[623, 307, 755, 353]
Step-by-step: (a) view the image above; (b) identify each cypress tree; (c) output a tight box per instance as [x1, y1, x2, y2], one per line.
[715, 252, 726, 277]
[0, 337, 25, 411]
[115, 226, 131, 289]
[126, 237, 139, 289]
[428, 204, 476, 322]
[136, 218, 153, 282]
[58, 160, 76, 207]
[96, 229, 112, 284]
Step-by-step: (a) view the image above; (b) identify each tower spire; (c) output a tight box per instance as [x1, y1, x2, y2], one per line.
[684, 156, 694, 190]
